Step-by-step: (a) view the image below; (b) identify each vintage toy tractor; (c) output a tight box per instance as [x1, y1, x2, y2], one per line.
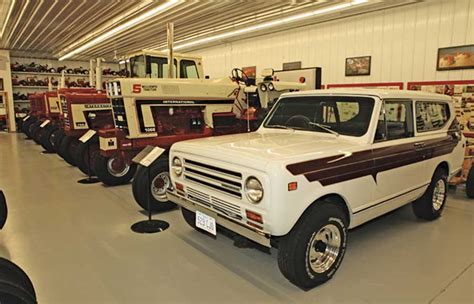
[97, 65, 307, 212]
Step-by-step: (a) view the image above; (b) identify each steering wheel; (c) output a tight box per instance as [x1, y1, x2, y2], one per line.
[285, 115, 310, 128]
[231, 68, 249, 85]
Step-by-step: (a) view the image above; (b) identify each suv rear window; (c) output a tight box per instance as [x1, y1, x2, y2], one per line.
[416, 101, 450, 132]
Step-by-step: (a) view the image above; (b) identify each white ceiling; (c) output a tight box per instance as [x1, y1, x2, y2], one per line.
[0, 0, 420, 61]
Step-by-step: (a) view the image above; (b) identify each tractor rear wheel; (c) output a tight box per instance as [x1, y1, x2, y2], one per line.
[49, 129, 65, 153]
[95, 154, 136, 186]
[74, 135, 100, 176]
[58, 136, 80, 166]
[39, 125, 57, 152]
[132, 157, 176, 213]
[466, 166, 474, 198]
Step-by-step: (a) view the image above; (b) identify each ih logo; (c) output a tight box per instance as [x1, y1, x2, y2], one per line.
[108, 139, 115, 147]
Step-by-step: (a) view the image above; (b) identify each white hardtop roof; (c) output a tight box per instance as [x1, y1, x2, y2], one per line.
[281, 88, 452, 101]
[125, 49, 202, 60]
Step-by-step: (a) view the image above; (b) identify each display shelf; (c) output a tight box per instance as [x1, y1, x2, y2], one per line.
[12, 71, 120, 78]
[13, 85, 57, 89]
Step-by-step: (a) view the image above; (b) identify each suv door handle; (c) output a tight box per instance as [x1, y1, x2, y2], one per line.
[414, 142, 425, 149]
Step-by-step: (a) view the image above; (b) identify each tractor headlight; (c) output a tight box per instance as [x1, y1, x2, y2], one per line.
[245, 177, 263, 203]
[172, 157, 183, 176]
[268, 82, 275, 91]
[259, 83, 267, 92]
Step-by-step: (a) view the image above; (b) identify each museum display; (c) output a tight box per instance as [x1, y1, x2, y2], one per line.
[166, 89, 465, 289]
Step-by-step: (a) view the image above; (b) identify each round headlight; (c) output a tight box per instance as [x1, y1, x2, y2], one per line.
[245, 177, 263, 203]
[259, 83, 267, 92]
[172, 157, 183, 176]
[268, 82, 275, 91]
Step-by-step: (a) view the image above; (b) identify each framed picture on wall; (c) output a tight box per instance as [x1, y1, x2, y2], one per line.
[437, 44, 474, 71]
[345, 56, 371, 76]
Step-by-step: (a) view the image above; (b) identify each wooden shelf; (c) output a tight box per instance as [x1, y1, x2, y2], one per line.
[13, 86, 57, 89]
[12, 71, 121, 78]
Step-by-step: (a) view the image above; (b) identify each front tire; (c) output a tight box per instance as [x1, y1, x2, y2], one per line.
[39, 126, 57, 152]
[277, 203, 348, 290]
[132, 157, 176, 212]
[74, 136, 99, 176]
[49, 129, 65, 153]
[412, 168, 448, 220]
[465, 167, 474, 198]
[94, 154, 136, 186]
[58, 136, 80, 166]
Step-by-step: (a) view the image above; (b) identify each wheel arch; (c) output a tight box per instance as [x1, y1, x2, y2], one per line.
[435, 161, 449, 176]
[304, 193, 352, 227]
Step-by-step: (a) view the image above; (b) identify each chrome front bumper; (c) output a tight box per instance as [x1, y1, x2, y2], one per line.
[167, 191, 271, 247]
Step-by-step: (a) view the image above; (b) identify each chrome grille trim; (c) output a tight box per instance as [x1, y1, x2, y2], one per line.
[187, 187, 242, 220]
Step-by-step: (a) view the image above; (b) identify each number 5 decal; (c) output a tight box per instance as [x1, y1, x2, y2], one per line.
[133, 84, 141, 93]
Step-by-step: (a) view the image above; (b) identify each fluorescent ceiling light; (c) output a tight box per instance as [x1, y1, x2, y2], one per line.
[58, 0, 179, 61]
[0, 0, 16, 39]
[165, 0, 367, 51]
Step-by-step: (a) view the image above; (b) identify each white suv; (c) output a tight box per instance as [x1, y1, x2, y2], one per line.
[166, 89, 465, 289]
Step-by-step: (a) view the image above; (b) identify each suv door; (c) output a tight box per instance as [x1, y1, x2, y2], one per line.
[371, 99, 427, 208]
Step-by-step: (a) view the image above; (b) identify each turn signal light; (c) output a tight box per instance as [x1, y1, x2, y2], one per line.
[246, 210, 263, 224]
[175, 182, 184, 191]
[288, 182, 298, 191]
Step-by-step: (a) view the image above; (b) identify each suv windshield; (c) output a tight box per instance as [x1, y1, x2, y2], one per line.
[264, 96, 375, 136]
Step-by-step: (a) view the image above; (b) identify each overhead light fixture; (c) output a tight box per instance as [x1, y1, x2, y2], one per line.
[163, 0, 367, 51]
[58, 0, 179, 61]
[1, 0, 17, 39]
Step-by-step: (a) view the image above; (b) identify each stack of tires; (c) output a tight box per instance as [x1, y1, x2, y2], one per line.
[0, 191, 37, 303]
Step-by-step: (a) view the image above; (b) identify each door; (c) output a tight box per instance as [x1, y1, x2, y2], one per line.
[371, 99, 426, 204]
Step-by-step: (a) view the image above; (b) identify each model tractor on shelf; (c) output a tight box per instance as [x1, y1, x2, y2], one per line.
[97, 64, 307, 212]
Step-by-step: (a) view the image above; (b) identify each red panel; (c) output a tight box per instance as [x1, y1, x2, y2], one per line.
[326, 82, 404, 89]
[407, 80, 474, 89]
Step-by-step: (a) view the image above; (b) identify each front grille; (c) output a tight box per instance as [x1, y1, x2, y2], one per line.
[183, 159, 242, 199]
[187, 187, 242, 220]
[111, 98, 129, 135]
[61, 97, 70, 128]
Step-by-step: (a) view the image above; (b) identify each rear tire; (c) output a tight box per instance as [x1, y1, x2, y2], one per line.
[0, 280, 36, 304]
[39, 126, 57, 152]
[27, 122, 41, 142]
[412, 168, 448, 220]
[58, 136, 80, 166]
[21, 117, 36, 136]
[49, 129, 65, 153]
[74, 136, 99, 176]
[94, 154, 136, 186]
[132, 157, 176, 212]
[0, 258, 36, 300]
[465, 167, 474, 198]
[277, 203, 348, 290]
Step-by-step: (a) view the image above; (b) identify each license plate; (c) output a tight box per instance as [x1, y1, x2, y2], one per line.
[195, 210, 216, 235]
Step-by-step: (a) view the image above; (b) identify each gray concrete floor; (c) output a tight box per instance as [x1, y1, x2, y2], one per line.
[0, 132, 473, 304]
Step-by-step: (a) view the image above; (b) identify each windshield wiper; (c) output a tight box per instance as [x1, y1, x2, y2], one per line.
[309, 122, 339, 136]
[265, 124, 294, 131]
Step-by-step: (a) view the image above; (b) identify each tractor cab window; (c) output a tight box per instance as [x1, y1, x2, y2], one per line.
[149, 57, 177, 78]
[130, 55, 146, 78]
[179, 60, 199, 79]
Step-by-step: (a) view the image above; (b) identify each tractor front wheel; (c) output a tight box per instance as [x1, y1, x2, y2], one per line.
[94, 154, 136, 186]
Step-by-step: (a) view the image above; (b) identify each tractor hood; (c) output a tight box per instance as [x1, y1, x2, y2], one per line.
[171, 130, 360, 172]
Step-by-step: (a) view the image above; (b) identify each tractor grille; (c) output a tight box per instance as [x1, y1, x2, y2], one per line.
[61, 97, 70, 128]
[183, 159, 242, 199]
[111, 98, 129, 135]
[187, 187, 242, 220]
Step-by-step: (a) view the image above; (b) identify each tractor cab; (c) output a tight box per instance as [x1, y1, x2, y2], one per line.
[121, 49, 203, 79]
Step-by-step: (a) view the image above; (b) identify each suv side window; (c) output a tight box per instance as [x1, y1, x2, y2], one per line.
[416, 101, 450, 132]
[375, 100, 414, 141]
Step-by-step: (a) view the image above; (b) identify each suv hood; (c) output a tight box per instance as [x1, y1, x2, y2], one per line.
[172, 131, 360, 171]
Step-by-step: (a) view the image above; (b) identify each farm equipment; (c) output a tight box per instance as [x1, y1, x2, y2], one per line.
[97, 66, 308, 212]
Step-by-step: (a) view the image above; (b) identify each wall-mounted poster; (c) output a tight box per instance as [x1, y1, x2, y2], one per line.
[242, 66, 256, 79]
[345, 56, 371, 76]
[437, 45, 474, 71]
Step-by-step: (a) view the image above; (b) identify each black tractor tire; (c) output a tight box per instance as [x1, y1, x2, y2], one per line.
[58, 136, 80, 166]
[0, 258, 36, 300]
[465, 166, 474, 198]
[132, 157, 176, 212]
[49, 129, 65, 153]
[39, 125, 57, 152]
[26, 122, 41, 140]
[277, 203, 348, 290]
[0, 190, 7, 229]
[29, 124, 43, 144]
[0, 280, 36, 304]
[412, 168, 448, 220]
[74, 135, 100, 176]
[94, 154, 136, 186]
[21, 117, 36, 135]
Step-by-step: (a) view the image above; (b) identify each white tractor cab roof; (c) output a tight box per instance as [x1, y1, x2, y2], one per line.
[121, 49, 203, 79]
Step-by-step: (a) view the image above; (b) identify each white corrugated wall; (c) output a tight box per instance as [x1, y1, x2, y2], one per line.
[196, 0, 474, 85]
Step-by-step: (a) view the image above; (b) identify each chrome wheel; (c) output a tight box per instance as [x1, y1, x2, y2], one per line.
[308, 224, 341, 274]
[151, 172, 171, 202]
[432, 179, 446, 211]
[106, 157, 130, 177]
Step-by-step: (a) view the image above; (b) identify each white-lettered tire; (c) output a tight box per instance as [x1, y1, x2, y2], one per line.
[412, 168, 448, 220]
[132, 157, 176, 212]
[94, 154, 136, 186]
[277, 203, 348, 290]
